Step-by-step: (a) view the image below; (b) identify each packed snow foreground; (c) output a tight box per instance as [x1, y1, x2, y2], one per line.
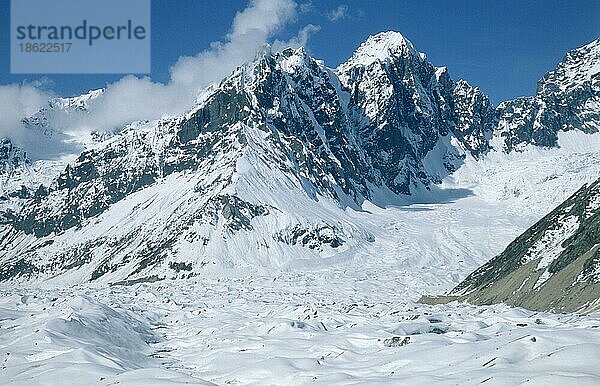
[0, 33, 599, 384]
[2, 275, 600, 385]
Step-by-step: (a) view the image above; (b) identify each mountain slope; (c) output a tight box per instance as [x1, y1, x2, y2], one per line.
[437, 178, 600, 314]
[0, 48, 379, 284]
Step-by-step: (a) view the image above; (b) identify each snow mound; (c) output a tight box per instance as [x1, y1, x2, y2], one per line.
[0, 290, 210, 385]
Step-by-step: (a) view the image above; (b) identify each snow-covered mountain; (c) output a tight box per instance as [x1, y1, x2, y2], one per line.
[337, 32, 487, 193]
[0, 32, 598, 286]
[0, 89, 104, 214]
[21, 88, 104, 139]
[2, 88, 104, 167]
[443, 177, 600, 314]
[493, 39, 600, 151]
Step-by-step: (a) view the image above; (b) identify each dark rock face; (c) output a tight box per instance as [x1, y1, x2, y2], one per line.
[452, 80, 495, 157]
[275, 224, 345, 251]
[217, 194, 270, 232]
[0, 139, 30, 174]
[169, 261, 193, 272]
[383, 336, 410, 347]
[450, 178, 600, 314]
[337, 33, 464, 193]
[250, 48, 371, 200]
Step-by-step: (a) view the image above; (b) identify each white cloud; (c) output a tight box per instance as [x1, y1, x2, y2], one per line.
[0, 83, 53, 143]
[57, 75, 185, 135]
[0, 0, 323, 150]
[272, 24, 321, 52]
[327, 4, 349, 22]
[0, 82, 87, 160]
[169, 0, 297, 90]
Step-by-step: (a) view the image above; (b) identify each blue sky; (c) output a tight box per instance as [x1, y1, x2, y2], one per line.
[1, 0, 598, 105]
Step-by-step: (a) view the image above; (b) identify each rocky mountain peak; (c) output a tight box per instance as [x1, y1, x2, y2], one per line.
[275, 46, 325, 77]
[50, 88, 104, 111]
[493, 38, 599, 152]
[0, 139, 30, 174]
[21, 88, 104, 140]
[337, 31, 423, 70]
[452, 79, 495, 156]
[537, 38, 600, 95]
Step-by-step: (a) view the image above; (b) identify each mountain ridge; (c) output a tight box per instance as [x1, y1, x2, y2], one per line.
[0, 32, 598, 284]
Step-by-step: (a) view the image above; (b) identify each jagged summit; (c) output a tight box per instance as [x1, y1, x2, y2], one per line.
[452, 79, 495, 156]
[337, 31, 423, 69]
[454, 79, 480, 92]
[50, 88, 104, 110]
[538, 38, 600, 94]
[493, 38, 600, 152]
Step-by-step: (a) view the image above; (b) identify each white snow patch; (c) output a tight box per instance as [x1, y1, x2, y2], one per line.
[1, 281, 599, 385]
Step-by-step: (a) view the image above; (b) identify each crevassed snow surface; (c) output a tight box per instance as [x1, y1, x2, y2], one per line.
[2, 279, 600, 386]
[1, 132, 600, 385]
